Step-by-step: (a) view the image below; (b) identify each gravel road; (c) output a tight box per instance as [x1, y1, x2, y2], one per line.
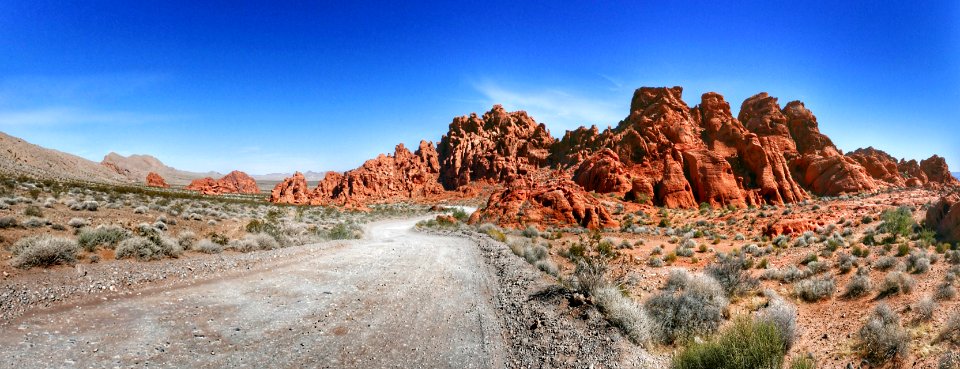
[0, 216, 508, 368]
[0, 214, 661, 368]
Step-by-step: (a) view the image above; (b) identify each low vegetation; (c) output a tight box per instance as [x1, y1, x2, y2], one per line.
[671, 317, 787, 369]
[856, 303, 909, 365]
[9, 235, 78, 268]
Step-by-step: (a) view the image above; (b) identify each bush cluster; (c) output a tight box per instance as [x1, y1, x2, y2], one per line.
[9, 235, 78, 269]
[645, 270, 728, 344]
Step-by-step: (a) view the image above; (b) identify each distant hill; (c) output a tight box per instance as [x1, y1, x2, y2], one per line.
[251, 171, 327, 181]
[101, 152, 222, 186]
[0, 131, 129, 184]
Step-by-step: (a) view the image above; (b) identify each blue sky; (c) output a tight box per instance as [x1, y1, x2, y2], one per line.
[0, 1, 957, 174]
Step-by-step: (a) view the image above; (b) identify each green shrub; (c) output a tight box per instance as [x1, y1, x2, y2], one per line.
[879, 207, 915, 237]
[327, 222, 362, 240]
[788, 356, 815, 369]
[478, 223, 507, 242]
[451, 208, 469, 222]
[671, 318, 786, 369]
[23, 205, 42, 217]
[77, 225, 131, 251]
[10, 235, 78, 269]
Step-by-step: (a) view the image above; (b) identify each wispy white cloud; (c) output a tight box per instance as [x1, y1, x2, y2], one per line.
[0, 107, 177, 126]
[471, 80, 623, 132]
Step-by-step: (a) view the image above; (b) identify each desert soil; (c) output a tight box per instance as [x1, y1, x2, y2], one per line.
[0, 214, 648, 368]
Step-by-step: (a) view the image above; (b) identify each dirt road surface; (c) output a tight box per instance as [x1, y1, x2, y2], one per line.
[0, 216, 508, 368]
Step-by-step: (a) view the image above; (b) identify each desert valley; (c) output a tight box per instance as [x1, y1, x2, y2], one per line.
[2, 86, 960, 368]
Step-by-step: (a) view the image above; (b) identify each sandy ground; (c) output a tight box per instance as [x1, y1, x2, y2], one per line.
[0, 216, 509, 368]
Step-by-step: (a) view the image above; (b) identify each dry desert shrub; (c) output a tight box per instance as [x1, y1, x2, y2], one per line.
[878, 271, 915, 298]
[9, 235, 78, 269]
[844, 269, 873, 298]
[857, 303, 908, 365]
[645, 269, 728, 344]
[794, 276, 836, 302]
[77, 225, 131, 251]
[228, 233, 280, 252]
[115, 235, 182, 261]
[194, 239, 223, 254]
[706, 253, 759, 297]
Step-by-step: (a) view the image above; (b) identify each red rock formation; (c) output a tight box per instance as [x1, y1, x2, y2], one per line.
[847, 147, 905, 187]
[555, 88, 813, 208]
[145, 172, 169, 188]
[572, 149, 631, 194]
[271, 140, 444, 207]
[471, 175, 618, 230]
[218, 171, 260, 194]
[927, 193, 960, 243]
[186, 177, 219, 195]
[186, 170, 260, 195]
[898, 159, 927, 187]
[764, 98, 877, 195]
[921, 155, 958, 187]
[437, 105, 555, 189]
[846, 149, 957, 189]
[320, 141, 444, 207]
[269, 172, 313, 205]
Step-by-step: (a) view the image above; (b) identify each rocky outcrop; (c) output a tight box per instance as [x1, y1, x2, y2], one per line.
[186, 171, 260, 195]
[847, 147, 905, 187]
[921, 155, 958, 187]
[553, 88, 813, 208]
[572, 149, 631, 194]
[269, 172, 314, 205]
[269, 86, 954, 220]
[846, 149, 958, 189]
[437, 105, 555, 190]
[470, 176, 618, 230]
[926, 193, 960, 243]
[775, 99, 877, 195]
[145, 172, 169, 188]
[270, 141, 444, 207]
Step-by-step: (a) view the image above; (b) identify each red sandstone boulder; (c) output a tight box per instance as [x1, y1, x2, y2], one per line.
[437, 105, 556, 189]
[186, 171, 260, 195]
[145, 172, 169, 188]
[471, 176, 618, 230]
[927, 193, 960, 243]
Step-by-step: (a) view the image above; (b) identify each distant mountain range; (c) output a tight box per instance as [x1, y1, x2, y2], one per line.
[0, 132, 129, 183]
[0, 131, 325, 185]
